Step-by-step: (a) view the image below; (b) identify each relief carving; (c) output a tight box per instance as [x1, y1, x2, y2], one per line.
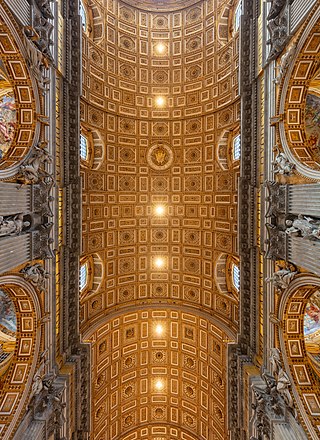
[266, 1, 295, 62]
[273, 43, 296, 84]
[251, 348, 297, 439]
[0, 213, 30, 237]
[265, 223, 287, 260]
[19, 142, 53, 184]
[265, 263, 298, 291]
[272, 151, 295, 176]
[265, 180, 287, 218]
[21, 263, 49, 291]
[267, 348, 296, 417]
[23, 0, 54, 73]
[286, 214, 320, 241]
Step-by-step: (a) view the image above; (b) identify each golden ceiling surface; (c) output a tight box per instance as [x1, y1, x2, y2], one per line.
[81, 0, 240, 437]
[121, 0, 201, 12]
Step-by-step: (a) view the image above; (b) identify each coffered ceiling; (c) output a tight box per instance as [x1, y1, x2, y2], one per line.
[80, 0, 240, 437]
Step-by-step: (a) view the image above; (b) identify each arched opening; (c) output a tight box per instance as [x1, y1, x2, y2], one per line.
[80, 253, 104, 299]
[216, 129, 241, 170]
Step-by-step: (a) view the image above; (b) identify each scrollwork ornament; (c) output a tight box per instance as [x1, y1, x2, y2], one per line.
[264, 180, 287, 218]
[266, 0, 295, 62]
[265, 222, 287, 261]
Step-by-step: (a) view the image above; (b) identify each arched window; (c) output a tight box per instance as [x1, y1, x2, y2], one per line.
[233, 134, 241, 161]
[234, 0, 242, 33]
[232, 264, 240, 291]
[80, 263, 88, 291]
[80, 133, 88, 161]
[80, 0, 87, 31]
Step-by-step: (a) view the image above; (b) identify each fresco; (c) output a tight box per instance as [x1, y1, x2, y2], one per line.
[305, 93, 320, 156]
[304, 290, 320, 356]
[305, 70, 320, 160]
[0, 288, 16, 376]
[0, 59, 16, 160]
[0, 288, 16, 333]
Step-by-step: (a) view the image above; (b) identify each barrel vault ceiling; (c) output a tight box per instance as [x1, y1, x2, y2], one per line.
[80, 0, 240, 438]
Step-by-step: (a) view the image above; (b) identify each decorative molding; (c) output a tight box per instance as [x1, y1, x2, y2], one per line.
[228, 0, 260, 436]
[266, 0, 293, 62]
[278, 276, 320, 438]
[59, 0, 90, 437]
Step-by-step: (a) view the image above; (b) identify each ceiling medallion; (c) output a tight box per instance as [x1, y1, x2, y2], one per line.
[147, 142, 173, 170]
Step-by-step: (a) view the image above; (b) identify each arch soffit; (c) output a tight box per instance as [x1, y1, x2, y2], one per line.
[0, 275, 42, 440]
[278, 6, 320, 180]
[278, 275, 320, 438]
[86, 308, 230, 439]
[80, 252, 104, 301]
[0, 3, 40, 177]
[82, 302, 237, 342]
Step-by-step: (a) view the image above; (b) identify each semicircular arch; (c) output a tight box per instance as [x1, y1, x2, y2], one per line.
[0, 274, 42, 439]
[82, 308, 232, 440]
[278, 275, 320, 438]
[278, 7, 320, 180]
[0, 3, 41, 178]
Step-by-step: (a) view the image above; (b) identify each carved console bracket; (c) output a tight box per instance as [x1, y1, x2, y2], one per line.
[264, 181, 288, 260]
[266, 0, 295, 62]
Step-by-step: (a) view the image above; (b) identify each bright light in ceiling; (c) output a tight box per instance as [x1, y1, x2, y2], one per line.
[155, 379, 164, 391]
[155, 324, 164, 335]
[154, 257, 165, 268]
[155, 96, 166, 107]
[155, 205, 165, 216]
[155, 42, 166, 54]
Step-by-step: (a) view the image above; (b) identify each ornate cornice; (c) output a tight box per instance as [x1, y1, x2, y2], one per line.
[229, 0, 260, 436]
[59, 0, 90, 437]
